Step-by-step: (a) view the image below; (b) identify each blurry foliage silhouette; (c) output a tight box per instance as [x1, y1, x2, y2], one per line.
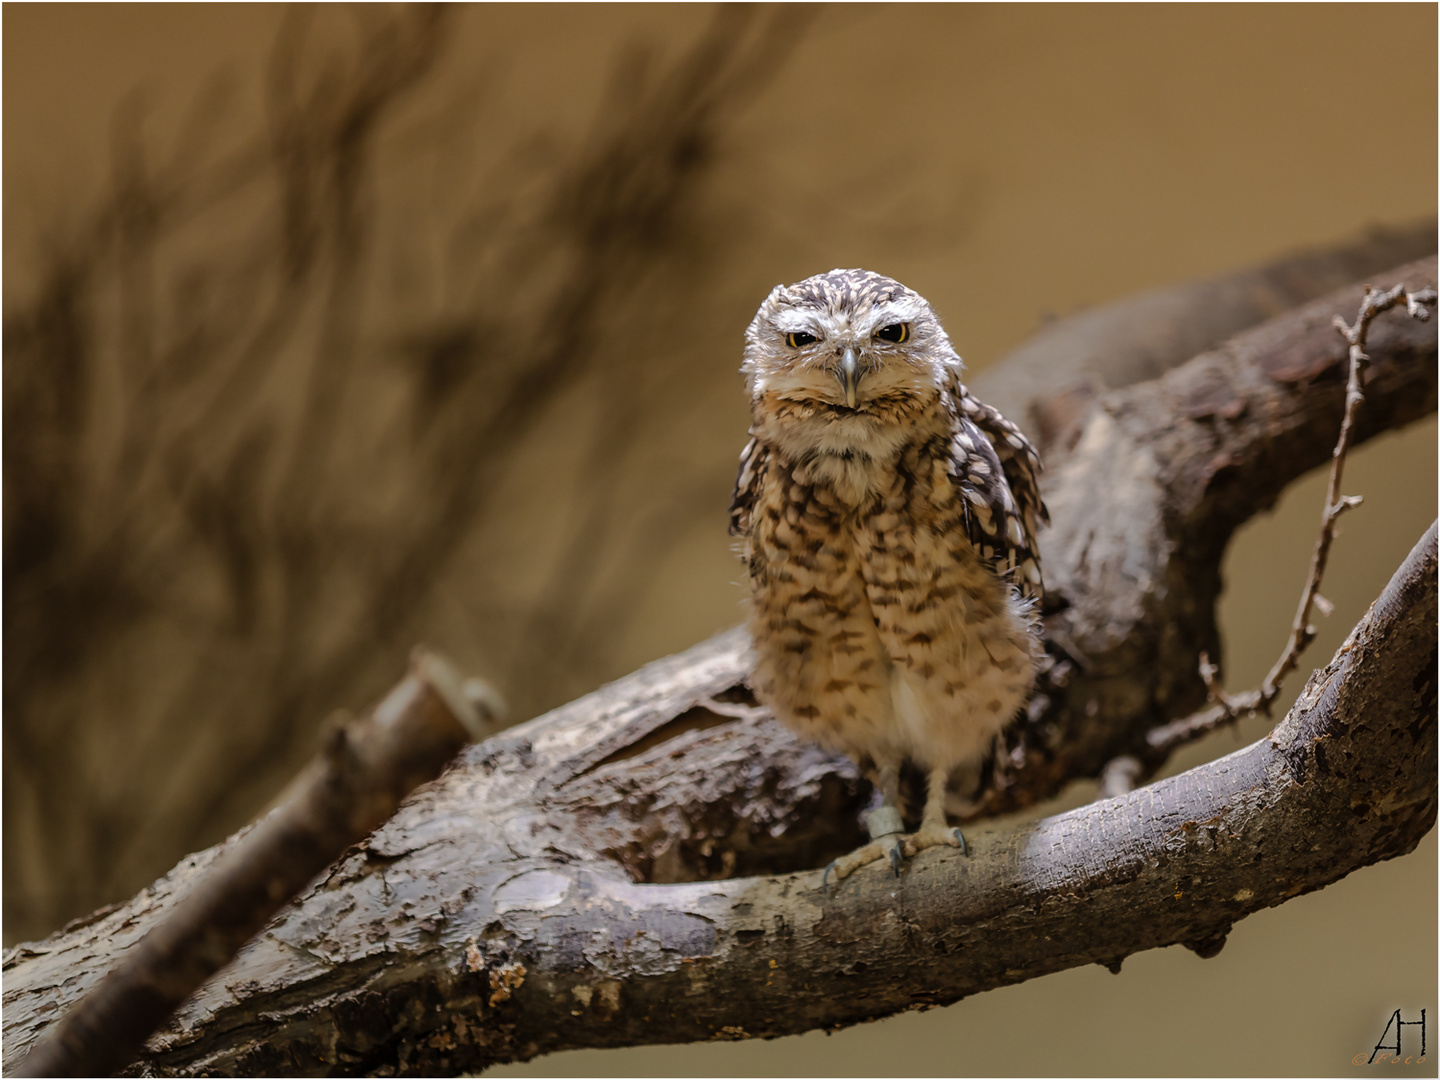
[3, 4, 812, 942]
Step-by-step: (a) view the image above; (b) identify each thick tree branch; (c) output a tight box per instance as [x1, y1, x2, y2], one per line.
[3, 255, 1436, 1076]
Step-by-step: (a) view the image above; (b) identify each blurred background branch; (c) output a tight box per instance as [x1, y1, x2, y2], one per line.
[4, 3, 814, 943]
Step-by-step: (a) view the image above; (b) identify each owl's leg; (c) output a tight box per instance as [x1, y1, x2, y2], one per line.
[822, 757, 906, 886]
[902, 766, 968, 858]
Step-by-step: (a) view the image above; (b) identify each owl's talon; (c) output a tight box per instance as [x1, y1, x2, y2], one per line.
[887, 837, 904, 877]
[821, 860, 840, 889]
[952, 828, 969, 856]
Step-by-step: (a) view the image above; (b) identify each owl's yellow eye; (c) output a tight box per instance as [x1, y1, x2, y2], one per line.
[877, 323, 909, 344]
[785, 331, 817, 348]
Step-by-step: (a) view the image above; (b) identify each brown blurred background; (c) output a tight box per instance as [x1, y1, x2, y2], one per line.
[4, 4, 1435, 1076]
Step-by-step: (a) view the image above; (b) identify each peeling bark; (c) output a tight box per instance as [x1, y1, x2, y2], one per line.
[2, 249, 1436, 1077]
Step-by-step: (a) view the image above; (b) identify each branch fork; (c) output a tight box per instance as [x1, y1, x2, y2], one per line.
[1155, 281, 1437, 756]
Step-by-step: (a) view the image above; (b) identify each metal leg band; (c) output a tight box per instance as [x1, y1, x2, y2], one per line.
[866, 805, 905, 839]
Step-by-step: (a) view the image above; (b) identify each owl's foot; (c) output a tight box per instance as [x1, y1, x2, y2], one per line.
[903, 821, 968, 858]
[822, 808, 970, 889]
[822, 804, 905, 886]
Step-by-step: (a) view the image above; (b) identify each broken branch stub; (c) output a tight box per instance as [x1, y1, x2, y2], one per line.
[14, 648, 499, 1079]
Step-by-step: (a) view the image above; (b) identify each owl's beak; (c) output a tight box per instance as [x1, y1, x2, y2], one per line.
[839, 347, 860, 408]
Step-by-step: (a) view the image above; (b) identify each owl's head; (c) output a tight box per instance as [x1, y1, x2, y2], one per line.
[741, 268, 960, 461]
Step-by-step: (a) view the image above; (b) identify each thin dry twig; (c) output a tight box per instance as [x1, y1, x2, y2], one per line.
[1146, 282, 1437, 757]
[1196, 649, 1236, 720]
[13, 649, 500, 1080]
[1265, 283, 1437, 694]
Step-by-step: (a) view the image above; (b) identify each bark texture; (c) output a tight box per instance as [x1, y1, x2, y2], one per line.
[12, 651, 495, 1078]
[2, 249, 1436, 1077]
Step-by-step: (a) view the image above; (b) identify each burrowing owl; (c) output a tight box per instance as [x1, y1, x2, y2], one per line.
[729, 268, 1047, 883]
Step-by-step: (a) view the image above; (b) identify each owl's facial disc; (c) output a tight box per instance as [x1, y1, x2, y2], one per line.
[742, 270, 961, 464]
[761, 307, 928, 415]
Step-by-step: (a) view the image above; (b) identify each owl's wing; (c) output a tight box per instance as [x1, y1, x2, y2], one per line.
[947, 382, 1049, 602]
[728, 436, 770, 538]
